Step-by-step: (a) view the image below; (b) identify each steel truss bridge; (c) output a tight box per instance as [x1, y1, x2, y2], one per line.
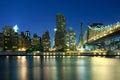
[83, 22, 120, 50]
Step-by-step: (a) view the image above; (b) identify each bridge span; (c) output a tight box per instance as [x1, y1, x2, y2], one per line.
[84, 22, 120, 44]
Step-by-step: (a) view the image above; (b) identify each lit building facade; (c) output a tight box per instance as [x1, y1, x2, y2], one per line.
[0, 33, 4, 51]
[2, 26, 18, 51]
[65, 27, 76, 50]
[18, 32, 26, 51]
[31, 33, 41, 47]
[11, 33, 18, 51]
[18, 31, 31, 51]
[42, 31, 50, 51]
[54, 13, 66, 50]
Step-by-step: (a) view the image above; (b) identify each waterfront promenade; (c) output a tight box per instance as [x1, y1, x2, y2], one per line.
[0, 50, 120, 56]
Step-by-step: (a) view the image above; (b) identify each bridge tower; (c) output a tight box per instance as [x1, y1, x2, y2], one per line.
[79, 22, 84, 48]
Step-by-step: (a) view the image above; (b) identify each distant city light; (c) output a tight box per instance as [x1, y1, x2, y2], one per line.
[13, 24, 19, 32]
[18, 48, 26, 51]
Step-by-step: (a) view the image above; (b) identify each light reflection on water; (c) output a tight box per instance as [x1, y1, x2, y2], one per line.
[0, 56, 120, 80]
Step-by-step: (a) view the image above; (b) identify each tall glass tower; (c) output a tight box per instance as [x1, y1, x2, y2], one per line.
[54, 13, 66, 50]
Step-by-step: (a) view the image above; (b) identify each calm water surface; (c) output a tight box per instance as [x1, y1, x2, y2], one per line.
[0, 56, 120, 80]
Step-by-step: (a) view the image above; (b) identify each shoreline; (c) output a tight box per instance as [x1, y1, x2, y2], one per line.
[0, 51, 120, 56]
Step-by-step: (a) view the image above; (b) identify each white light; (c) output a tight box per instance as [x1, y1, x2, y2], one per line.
[54, 28, 57, 31]
[13, 24, 19, 32]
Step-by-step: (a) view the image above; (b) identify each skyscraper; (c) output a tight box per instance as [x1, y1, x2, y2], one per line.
[56, 13, 66, 32]
[31, 33, 41, 47]
[18, 32, 25, 50]
[42, 31, 50, 51]
[54, 13, 66, 50]
[18, 31, 31, 51]
[2, 26, 18, 51]
[25, 30, 31, 40]
[65, 27, 76, 50]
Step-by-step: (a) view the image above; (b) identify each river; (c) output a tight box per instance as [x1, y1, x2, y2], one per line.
[0, 56, 120, 80]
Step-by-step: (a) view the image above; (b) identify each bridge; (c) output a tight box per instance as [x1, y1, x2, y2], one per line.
[83, 22, 120, 50]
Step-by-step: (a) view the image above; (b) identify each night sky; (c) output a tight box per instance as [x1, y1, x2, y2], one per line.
[0, 0, 120, 46]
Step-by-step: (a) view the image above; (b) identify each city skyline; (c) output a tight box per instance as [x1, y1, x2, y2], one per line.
[0, 0, 120, 46]
[0, 1, 120, 80]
